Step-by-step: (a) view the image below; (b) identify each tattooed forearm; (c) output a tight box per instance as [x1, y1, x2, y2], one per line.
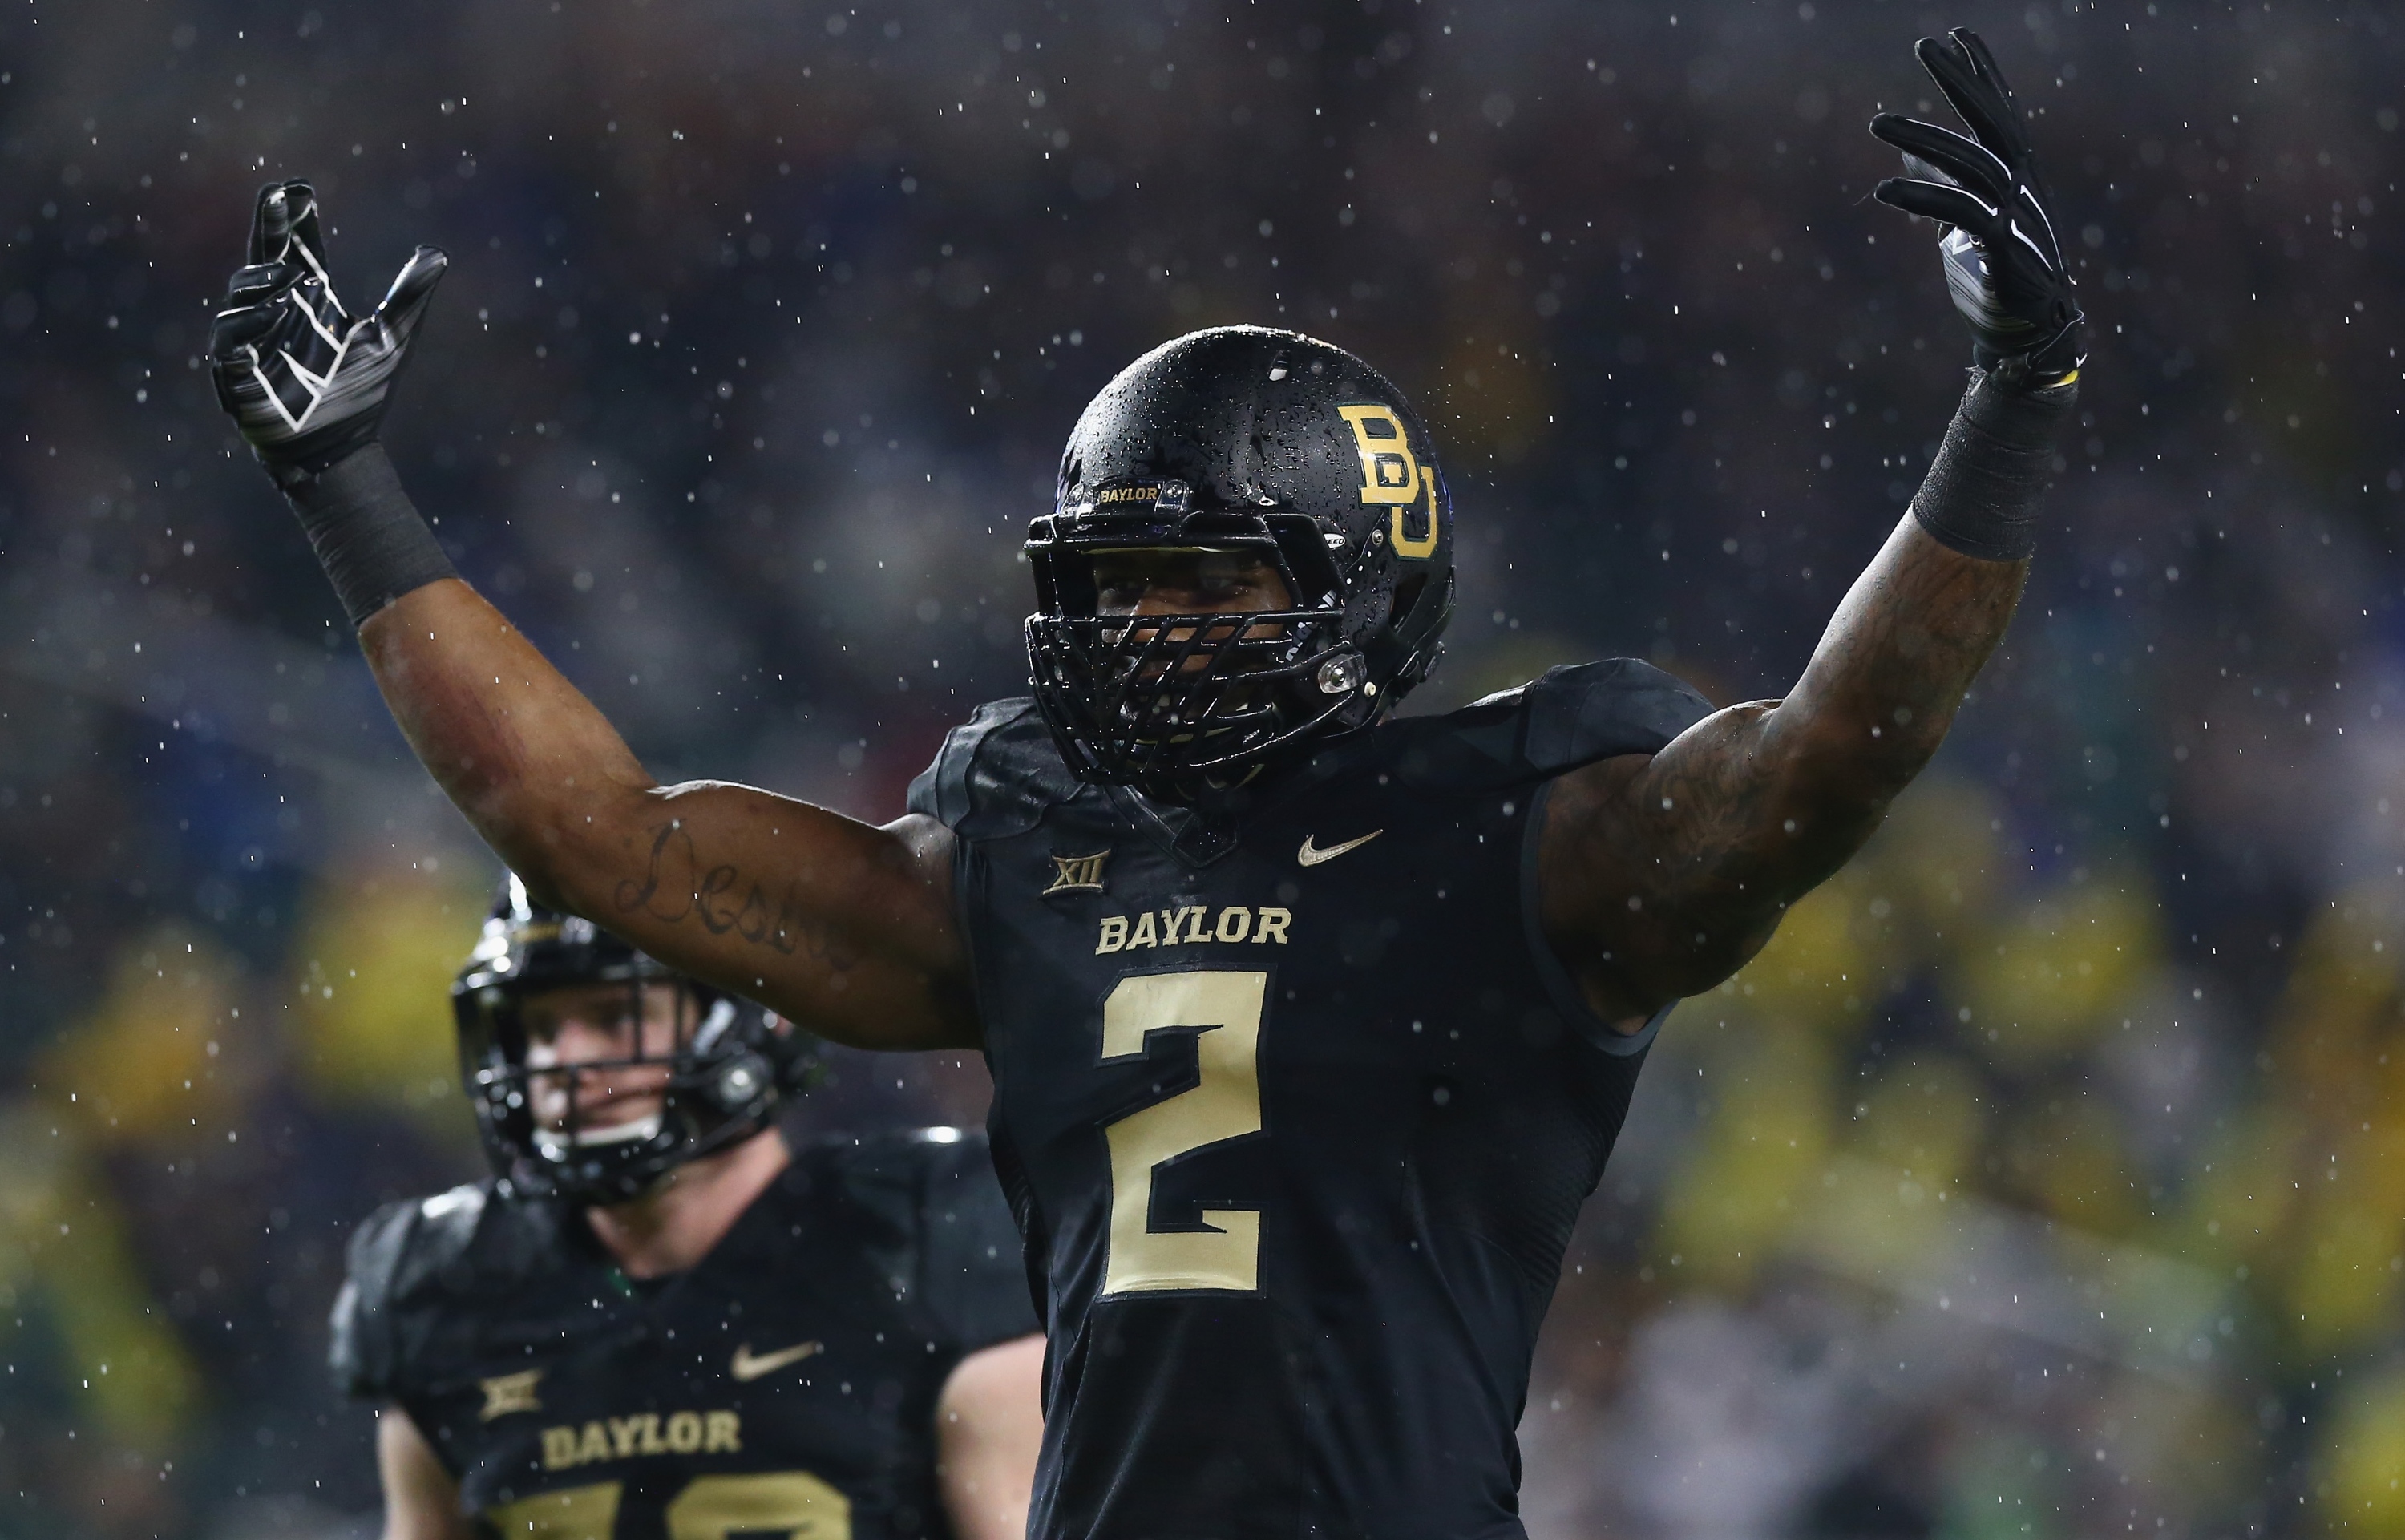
[616, 820, 859, 966]
[353, 583, 968, 1049]
[1748, 517, 2028, 865]
[1543, 515, 2027, 1016]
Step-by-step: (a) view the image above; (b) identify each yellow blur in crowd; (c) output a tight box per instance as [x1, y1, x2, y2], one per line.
[0, 859, 481, 1508]
[1643, 778, 2405, 1533]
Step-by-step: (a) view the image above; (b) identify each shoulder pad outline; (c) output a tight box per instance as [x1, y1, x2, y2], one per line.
[809, 1126, 990, 1216]
[814, 1127, 1034, 1352]
[330, 1196, 417, 1399]
[1306, 657, 1714, 794]
[1518, 657, 1716, 777]
[329, 1186, 483, 1398]
[329, 1182, 564, 1401]
[790, 1129, 964, 1304]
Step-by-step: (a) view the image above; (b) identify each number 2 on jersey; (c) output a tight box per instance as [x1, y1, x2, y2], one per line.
[1098, 970, 1267, 1296]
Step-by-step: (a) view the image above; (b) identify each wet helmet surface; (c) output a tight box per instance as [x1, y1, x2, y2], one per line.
[450, 875, 818, 1206]
[1025, 325, 1455, 801]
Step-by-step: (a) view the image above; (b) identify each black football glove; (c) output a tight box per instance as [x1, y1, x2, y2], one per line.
[1870, 30, 2085, 388]
[210, 180, 447, 479]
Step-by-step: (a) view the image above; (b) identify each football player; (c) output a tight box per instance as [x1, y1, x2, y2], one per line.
[329, 878, 1043, 1539]
[224, 32, 2081, 1538]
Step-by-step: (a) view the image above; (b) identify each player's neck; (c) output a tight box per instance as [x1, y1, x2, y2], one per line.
[584, 1126, 790, 1279]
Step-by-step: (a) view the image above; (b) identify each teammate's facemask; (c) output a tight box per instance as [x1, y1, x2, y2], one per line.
[451, 875, 819, 1206]
[1025, 326, 1456, 803]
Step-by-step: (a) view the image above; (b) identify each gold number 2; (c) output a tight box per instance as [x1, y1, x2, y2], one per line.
[1099, 971, 1267, 1295]
[484, 1470, 850, 1540]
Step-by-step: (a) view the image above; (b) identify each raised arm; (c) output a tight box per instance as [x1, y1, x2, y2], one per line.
[361, 578, 972, 1049]
[1542, 511, 2031, 1023]
[210, 180, 971, 1050]
[1538, 30, 2085, 1026]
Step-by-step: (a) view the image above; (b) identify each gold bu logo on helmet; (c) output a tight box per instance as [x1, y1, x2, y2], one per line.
[1336, 405, 1438, 559]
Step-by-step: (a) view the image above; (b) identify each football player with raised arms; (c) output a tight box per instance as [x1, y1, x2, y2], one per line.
[331, 878, 1042, 1539]
[224, 32, 2081, 1539]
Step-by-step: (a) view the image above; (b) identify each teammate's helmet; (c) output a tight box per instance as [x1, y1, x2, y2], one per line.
[1025, 326, 1455, 799]
[450, 875, 819, 1205]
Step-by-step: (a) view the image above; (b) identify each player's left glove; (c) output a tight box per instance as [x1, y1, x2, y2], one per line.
[210, 179, 447, 479]
[1869, 30, 2084, 389]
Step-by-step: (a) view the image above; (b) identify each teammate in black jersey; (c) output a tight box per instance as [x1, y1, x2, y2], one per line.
[224, 30, 2083, 1538]
[331, 879, 1042, 1539]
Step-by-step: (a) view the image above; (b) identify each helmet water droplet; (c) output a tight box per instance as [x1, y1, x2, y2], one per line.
[1268, 365, 1288, 381]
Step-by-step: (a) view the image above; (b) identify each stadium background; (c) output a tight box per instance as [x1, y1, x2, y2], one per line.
[2, 0, 2402, 1534]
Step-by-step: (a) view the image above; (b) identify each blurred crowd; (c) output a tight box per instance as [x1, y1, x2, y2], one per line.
[3, 0, 2403, 1534]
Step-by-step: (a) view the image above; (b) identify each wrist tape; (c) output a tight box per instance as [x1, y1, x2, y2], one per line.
[277, 445, 456, 626]
[1909, 372, 2077, 563]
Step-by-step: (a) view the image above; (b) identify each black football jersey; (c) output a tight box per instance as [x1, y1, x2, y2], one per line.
[907, 660, 1714, 1540]
[329, 1129, 1037, 1540]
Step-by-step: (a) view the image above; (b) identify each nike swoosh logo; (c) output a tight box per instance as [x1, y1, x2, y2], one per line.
[730, 1340, 823, 1381]
[1297, 830, 1383, 867]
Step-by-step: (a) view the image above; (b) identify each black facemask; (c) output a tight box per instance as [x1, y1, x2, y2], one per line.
[450, 876, 818, 1206]
[1025, 328, 1456, 804]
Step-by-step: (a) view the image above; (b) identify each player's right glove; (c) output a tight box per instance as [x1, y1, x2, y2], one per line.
[1869, 30, 2084, 389]
[210, 180, 447, 479]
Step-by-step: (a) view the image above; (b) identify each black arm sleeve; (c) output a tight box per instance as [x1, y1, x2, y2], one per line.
[1908, 372, 2076, 563]
[277, 444, 457, 626]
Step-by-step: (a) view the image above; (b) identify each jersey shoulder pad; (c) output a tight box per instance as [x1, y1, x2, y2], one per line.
[798, 1129, 1037, 1351]
[1372, 657, 1714, 793]
[327, 1182, 565, 1400]
[802, 1126, 986, 1243]
[905, 697, 1082, 840]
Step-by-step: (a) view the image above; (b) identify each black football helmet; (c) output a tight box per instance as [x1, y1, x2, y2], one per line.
[451, 875, 819, 1206]
[1025, 326, 1456, 800]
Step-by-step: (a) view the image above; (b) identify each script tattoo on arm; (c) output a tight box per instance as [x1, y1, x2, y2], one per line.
[614, 821, 858, 965]
[1540, 515, 2028, 1026]
[573, 790, 968, 1047]
[355, 580, 972, 1051]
